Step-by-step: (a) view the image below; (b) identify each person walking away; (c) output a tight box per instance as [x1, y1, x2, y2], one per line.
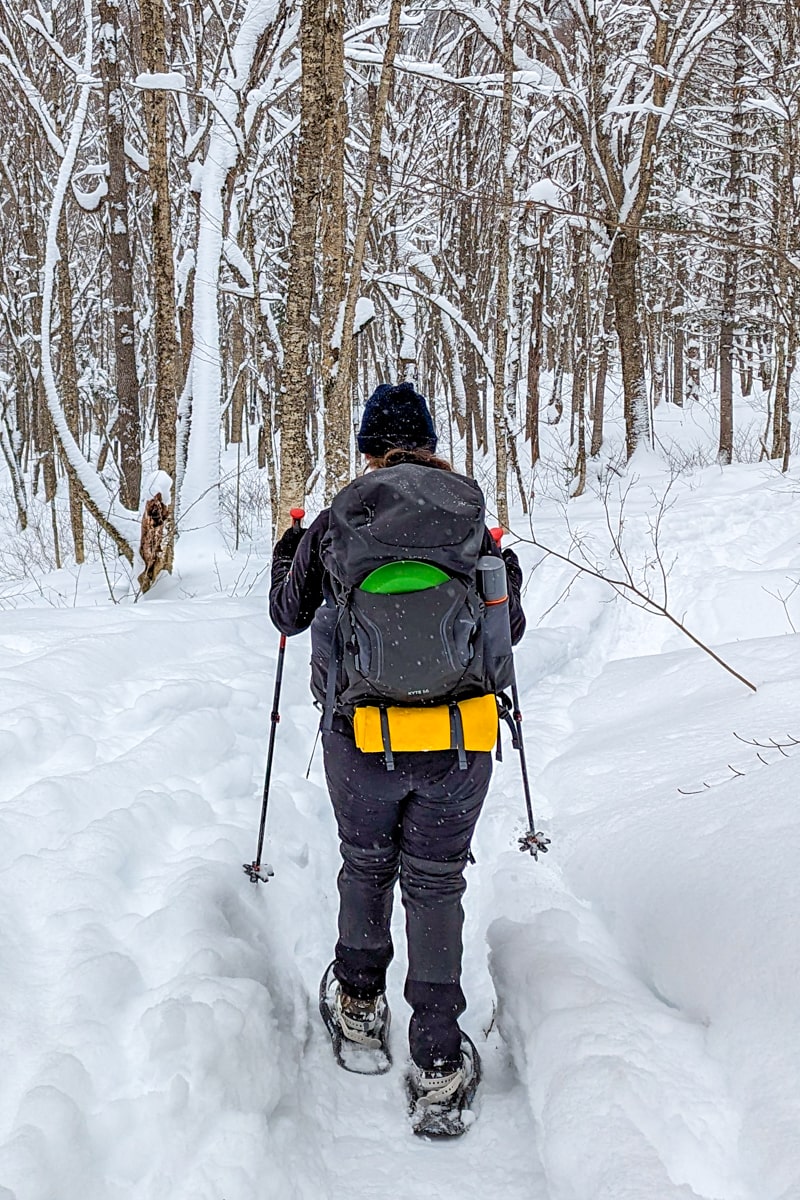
[269, 382, 525, 1136]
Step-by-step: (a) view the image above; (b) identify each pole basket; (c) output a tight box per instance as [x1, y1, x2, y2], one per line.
[243, 860, 275, 884]
[518, 830, 551, 860]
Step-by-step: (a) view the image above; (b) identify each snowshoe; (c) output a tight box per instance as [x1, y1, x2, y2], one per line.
[319, 961, 392, 1075]
[406, 1033, 481, 1138]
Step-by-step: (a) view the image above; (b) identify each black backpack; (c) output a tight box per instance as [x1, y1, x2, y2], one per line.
[318, 463, 511, 719]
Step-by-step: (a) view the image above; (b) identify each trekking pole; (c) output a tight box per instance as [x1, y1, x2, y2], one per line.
[243, 507, 305, 884]
[509, 676, 550, 860]
[490, 527, 551, 861]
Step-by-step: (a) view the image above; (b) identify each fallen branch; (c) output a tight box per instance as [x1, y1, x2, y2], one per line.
[519, 532, 758, 694]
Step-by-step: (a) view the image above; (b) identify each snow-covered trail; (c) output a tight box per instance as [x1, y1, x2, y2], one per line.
[259, 620, 547, 1199]
[2, 457, 800, 1198]
[0, 600, 546, 1200]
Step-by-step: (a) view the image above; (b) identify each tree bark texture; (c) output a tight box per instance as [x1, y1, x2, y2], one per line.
[492, 0, 514, 527]
[56, 213, 85, 563]
[718, 0, 746, 465]
[320, 0, 348, 499]
[100, 0, 141, 509]
[139, 0, 178, 487]
[278, 0, 326, 526]
[326, 0, 404, 495]
[609, 233, 651, 460]
[590, 293, 614, 457]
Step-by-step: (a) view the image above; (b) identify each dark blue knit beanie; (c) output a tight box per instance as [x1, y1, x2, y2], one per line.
[357, 382, 437, 457]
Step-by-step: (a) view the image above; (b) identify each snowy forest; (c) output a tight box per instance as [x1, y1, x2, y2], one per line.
[2, 2, 800, 1198]
[0, 0, 797, 585]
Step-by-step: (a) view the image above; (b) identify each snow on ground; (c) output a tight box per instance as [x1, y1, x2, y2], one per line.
[1, 406, 800, 1198]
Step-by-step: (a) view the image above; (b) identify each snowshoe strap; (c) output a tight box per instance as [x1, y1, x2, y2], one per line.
[336, 993, 385, 1050]
[415, 1065, 465, 1107]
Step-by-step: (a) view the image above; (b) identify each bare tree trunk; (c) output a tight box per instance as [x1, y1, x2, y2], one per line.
[672, 261, 686, 408]
[100, 0, 141, 509]
[772, 333, 790, 463]
[609, 232, 651, 459]
[457, 52, 487, 466]
[571, 234, 588, 496]
[0, 415, 28, 530]
[770, 3, 797, 468]
[718, 0, 746, 465]
[718, 257, 736, 464]
[230, 302, 246, 445]
[590, 293, 614, 457]
[326, 0, 404, 496]
[525, 219, 546, 462]
[492, 0, 514, 527]
[320, 0, 348, 499]
[139, 0, 177, 578]
[278, 0, 326, 526]
[19, 180, 50, 507]
[738, 335, 754, 397]
[56, 213, 85, 563]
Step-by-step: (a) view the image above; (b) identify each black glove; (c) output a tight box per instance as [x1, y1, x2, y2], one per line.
[273, 524, 304, 568]
[502, 546, 523, 591]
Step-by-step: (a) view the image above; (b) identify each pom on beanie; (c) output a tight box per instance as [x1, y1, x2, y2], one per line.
[357, 382, 438, 458]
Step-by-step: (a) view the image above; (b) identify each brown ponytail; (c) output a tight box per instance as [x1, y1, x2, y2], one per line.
[368, 446, 454, 473]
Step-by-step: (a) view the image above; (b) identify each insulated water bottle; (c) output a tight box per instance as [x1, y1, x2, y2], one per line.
[477, 555, 513, 680]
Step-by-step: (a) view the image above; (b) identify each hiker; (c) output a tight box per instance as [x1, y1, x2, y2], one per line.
[269, 381, 525, 1133]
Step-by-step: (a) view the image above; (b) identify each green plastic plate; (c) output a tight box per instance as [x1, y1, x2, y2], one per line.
[360, 560, 450, 594]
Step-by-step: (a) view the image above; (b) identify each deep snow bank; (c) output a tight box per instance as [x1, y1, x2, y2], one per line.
[0, 450, 799, 1199]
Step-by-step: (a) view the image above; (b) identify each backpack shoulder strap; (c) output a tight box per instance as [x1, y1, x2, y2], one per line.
[321, 607, 345, 732]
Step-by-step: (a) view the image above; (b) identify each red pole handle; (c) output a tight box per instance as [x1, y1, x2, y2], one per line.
[290, 507, 305, 529]
[490, 526, 504, 546]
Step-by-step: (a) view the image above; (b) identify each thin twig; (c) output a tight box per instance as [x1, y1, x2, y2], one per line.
[521, 533, 758, 694]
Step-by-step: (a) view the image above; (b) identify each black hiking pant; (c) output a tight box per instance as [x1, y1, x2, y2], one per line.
[322, 728, 491, 1070]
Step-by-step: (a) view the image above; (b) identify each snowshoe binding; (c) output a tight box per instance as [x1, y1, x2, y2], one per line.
[319, 961, 392, 1075]
[406, 1033, 481, 1138]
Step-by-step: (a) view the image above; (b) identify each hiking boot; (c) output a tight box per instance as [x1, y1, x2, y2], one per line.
[406, 1033, 481, 1137]
[336, 988, 389, 1048]
[319, 961, 392, 1074]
